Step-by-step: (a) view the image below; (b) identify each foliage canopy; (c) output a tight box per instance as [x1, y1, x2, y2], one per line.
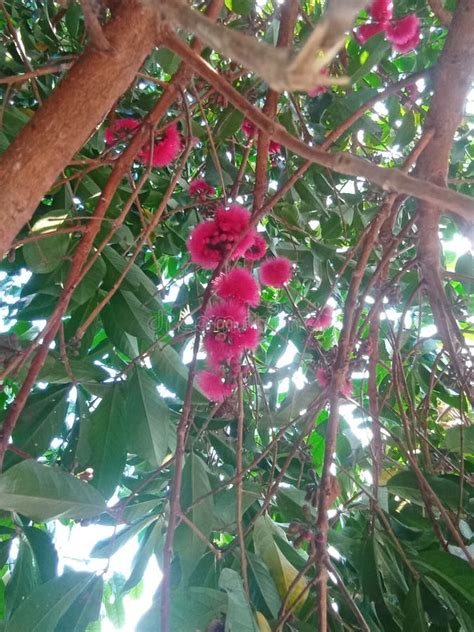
[0, 0, 473, 631]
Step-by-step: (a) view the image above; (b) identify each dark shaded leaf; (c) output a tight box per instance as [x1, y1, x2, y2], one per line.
[0, 460, 106, 522]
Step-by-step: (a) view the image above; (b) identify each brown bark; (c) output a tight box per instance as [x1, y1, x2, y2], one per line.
[0, 0, 156, 257]
[415, 0, 474, 392]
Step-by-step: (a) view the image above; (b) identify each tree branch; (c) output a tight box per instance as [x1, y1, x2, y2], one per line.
[0, 0, 156, 257]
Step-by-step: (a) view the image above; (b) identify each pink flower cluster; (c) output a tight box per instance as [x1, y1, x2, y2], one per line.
[189, 178, 216, 202]
[357, 1, 421, 53]
[197, 270, 261, 401]
[306, 305, 333, 331]
[104, 119, 181, 168]
[188, 199, 293, 401]
[187, 204, 262, 270]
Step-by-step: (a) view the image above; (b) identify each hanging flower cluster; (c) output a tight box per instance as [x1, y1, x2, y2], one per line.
[356, 0, 421, 53]
[196, 271, 261, 402]
[188, 198, 294, 401]
[104, 118, 181, 167]
[306, 305, 333, 331]
[187, 204, 261, 270]
[189, 178, 216, 202]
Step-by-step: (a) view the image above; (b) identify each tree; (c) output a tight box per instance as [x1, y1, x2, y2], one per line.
[0, 0, 473, 630]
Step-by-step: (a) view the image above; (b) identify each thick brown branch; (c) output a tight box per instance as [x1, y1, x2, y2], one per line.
[0, 0, 156, 257]
[415, 0, 474, 396]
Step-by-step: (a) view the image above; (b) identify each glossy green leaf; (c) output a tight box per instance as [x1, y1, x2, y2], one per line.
[76, 385, 127, 499]
[219, 568, 260, 632]
[126, 368, 170, 467]
[0, 460, 106, 522]
[55, 575, 103, 632]
[5, 571, 96, 632]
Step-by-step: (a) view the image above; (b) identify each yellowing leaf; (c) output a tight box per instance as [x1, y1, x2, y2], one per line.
[253, 516, 308, 614]
[256, 611, 272, 632]
[379, 467, 402, 485]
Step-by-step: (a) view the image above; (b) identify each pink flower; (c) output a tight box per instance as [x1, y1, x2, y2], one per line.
[214, 268, 260, 307]
[316, 367, 330, 388]
[203, 300, 259, 366]
[198, 370, 234, 402]
[187, 221, 223, 269]
[260, 257, 292, 288]
[203, 299, 248, 329]
[386, 14, 421, 52]
[357, 21, 387, 44]
[244, 235, 267, 261]
[189, 178, 215, 201]
[356, 3, 420, 54]
[234, 326, 260, 351]
[105, 118, 141, 145]
[139, 122, 181, 167]
[307, 68, 329, 97]
[241, 118, 255, 139]
[369, 0, 393, 22]
[187, 204, 254, 269]
[215, 205, 250, 235]
[306, 306, 333, 331]
[269, 141, 281, 155]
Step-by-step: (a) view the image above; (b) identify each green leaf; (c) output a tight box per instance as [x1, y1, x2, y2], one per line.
[215, 106, 244, 141]
[72, 255, 106, 306]
[4, 385, 69, 465]
[126, 368, 170, 467]
[387, 470, 471, 512]
[101, 308, 139, 358]
[415, 551, 474, 614]
[92, 515, 156, 558]
[23, 527, 58, 583]
[56, 575, 103, 632]
[76, 385, 127, 499]
[351, 36, 391, 83]
[138, 587, 226, 632]
[253, 516, 308, 614]
[123, 519, 163, 592]
[395, 111, 416, 147]
[0, 460, 106, 522]
[102, 246, 162, 310]
[225, 0, 253, 15]
[442, 425, 474, 454]
[219, 568, 260, 632]
[150, 344, 206, 403]
[0, 539, 12, 569]
[455, 252, 474, 293]
[4, 537, 41, 619]
[403, 583, 428, 632]
[173, 453, 214, 576]
[5, 571, 96, 632]
[154, 48, 181, 74]
[260, 383, 320, 428]
[38, 355, 108, 384]
[23, 214, 70, 274]
[108, 289, 155, 342]
[247, 552, 281, 619]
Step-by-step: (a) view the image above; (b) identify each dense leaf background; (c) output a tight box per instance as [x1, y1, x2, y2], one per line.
[0, 1, 473, 631]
